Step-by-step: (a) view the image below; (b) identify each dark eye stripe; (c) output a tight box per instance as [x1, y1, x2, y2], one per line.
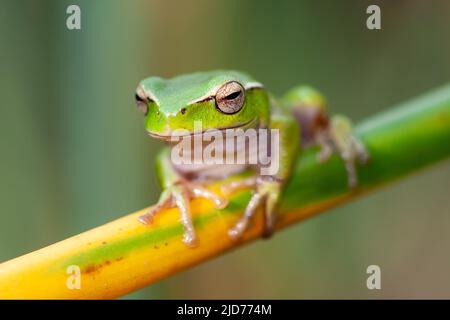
[195, 96, 215, 104]
[135, 93, 154, 104]
[135, 92, 152, 115]
[135, 93, 145, 102]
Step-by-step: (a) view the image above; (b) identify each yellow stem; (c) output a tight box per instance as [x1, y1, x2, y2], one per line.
[0, 84, 449, 299]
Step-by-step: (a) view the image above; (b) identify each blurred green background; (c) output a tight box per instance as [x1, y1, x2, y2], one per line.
[1, 0, 449, 298]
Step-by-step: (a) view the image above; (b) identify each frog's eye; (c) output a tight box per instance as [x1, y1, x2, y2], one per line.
[135, 87, 151, 115]
[215, 81, 245, 114]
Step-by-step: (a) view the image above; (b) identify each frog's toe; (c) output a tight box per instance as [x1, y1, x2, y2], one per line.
[352, 137, 370, 164]
[138, 190, 171, 224]
[138, 214, 152, 225]
[171, 185, 198, 247]
[139, 206, 162, 224]
[228, 192, 263, 240]
[343, 137, 369, 188]
[344, 160, 358, 189]
[228, 219, 247, 240]
[191, 185, 228, 209]
[182, 229, 198, 247]
[316, 140, 333, 164]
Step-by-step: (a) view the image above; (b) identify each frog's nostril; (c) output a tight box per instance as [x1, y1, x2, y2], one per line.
[180, 108, 187, 115]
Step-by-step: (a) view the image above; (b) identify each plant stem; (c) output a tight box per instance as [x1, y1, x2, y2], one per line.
[0, 84, 449, 299]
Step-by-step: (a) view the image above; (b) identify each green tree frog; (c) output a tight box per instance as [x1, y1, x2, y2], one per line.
[134, 70, 368, 246]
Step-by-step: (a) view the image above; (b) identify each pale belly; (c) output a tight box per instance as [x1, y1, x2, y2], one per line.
[173, 161, 250, 180]
[170, 129, 268, 180]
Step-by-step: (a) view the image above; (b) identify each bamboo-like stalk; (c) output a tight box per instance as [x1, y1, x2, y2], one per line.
[0, 84, 449, 299]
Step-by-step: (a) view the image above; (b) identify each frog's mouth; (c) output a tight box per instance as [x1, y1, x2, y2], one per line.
[147, 117, 259, 142]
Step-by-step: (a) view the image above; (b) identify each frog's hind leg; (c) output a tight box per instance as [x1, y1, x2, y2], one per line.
[326, 115, 369, 188]
[281, 86, 369, 189]
[311, 114, 369, 189]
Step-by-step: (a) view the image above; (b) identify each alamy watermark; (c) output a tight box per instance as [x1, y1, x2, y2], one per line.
[366, 5, 381, 30]
[169, 121, 280, 176]
[66, 265, 81, 290]
[66, 5, 81, 30]
[366, 264, 381, 290]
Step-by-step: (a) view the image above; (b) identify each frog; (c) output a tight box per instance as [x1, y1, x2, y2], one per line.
[134, 70, 368, 246]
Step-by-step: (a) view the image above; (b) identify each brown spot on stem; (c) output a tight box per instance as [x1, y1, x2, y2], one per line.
[84, 264, 101, 274]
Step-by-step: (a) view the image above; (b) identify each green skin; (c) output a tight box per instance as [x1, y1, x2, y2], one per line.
[135, 70, 368, 246]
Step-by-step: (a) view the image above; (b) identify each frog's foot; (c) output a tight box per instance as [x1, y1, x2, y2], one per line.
[228, 177, 281, 240]
[316, 116, 369, 189]
[138, 181, 228, 247]
[341, 136, 369, 188]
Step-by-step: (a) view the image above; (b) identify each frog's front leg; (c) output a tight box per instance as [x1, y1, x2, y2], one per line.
[224, 112, 300, 240]
[227, 176, 282, 239]
[139, 148, 228, 246]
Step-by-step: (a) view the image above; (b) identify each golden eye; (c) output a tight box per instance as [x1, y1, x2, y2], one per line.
[215, 81, 245, 114]
[135, 86, 151, 115]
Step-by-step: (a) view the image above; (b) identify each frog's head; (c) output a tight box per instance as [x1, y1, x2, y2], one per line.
[135, 70, 270, 140]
